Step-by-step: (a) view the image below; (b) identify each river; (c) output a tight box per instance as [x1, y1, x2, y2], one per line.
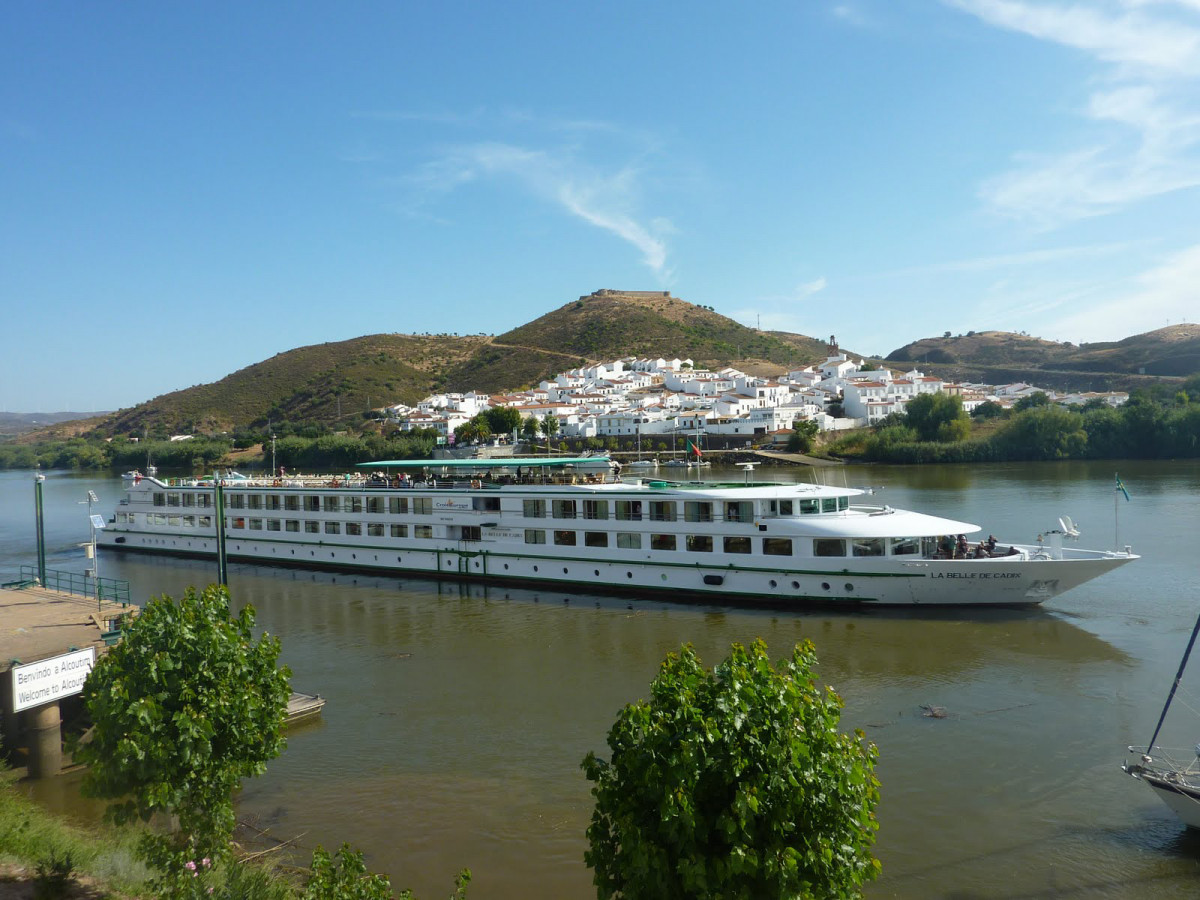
[3, 459, 1200, 898]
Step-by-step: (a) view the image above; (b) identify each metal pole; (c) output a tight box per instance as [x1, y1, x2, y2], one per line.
[214, 478, 228, 586]
[34, 472, 46, 584]
[271, 434, 277, 478]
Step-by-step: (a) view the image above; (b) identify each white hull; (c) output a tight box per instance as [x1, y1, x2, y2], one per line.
[98, 470, 1135, 608]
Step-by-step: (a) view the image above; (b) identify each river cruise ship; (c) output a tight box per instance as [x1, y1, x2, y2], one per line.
[97, 457, 1136, 607]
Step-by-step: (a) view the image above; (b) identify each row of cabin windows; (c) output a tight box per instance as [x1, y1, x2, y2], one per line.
[522, 499, 788, 522]
[154, 493, 447, 515]
[131, 514, 933, 558]
[523, 531, 934, 558]
[226, 518, 433, 539]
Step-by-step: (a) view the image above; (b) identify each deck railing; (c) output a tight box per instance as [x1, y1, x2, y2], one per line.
[16, 565, 131, 607]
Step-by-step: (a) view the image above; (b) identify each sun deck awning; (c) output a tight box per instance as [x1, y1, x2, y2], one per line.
[357, 456, 613, 469]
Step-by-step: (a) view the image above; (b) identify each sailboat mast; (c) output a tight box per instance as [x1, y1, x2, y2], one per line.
[1145, 606, 1200, 753]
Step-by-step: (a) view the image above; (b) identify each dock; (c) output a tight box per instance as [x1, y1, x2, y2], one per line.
[285, 691, 326, 725]
[0, 572, 137, 777]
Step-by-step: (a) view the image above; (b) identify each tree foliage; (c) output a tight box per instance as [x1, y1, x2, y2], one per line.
[79, 585, 290, 886]
[903, 393, 969, 442]
[786, 419, 820, 454]
[582, 639, 880, 900]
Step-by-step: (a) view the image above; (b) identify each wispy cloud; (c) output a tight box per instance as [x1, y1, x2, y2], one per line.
[377, 112, 676, 278]
[950, 0, 1200, 227]
[1039, 241, 1200, 339]
[884, 241, 1141, 275]
[831, 4, 875, 28]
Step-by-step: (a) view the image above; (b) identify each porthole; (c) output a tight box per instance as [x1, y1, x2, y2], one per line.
[534, 565, 539, 572]
[594, 569, 600, 576]
[627, 571, 633, 579]
[792, 581, 800, 589]
[821, 582, 830, 590]
[311, 551, 315, 557]
[352, 553, 356, 559]
[475, 561, 481, 569]
[844, 583, 854, 592]
[662, 574, 668, 581]
[563, 567, 569, 574]
[504, 563, 509, 570]
[769, 579, 777, 588]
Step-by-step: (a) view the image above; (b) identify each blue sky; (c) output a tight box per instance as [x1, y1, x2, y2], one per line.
[3, 1, 1199, 412]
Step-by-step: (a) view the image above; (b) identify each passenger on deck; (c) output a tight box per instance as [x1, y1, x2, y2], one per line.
[986, 534, 998, 555]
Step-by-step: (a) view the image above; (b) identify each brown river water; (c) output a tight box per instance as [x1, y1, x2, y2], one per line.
[3, 458, 1200, 898]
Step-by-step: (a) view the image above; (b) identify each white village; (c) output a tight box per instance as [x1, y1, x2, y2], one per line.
[382, 336, 1130, 447]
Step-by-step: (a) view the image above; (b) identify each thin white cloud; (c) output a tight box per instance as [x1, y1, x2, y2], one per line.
[951, 0, 1200, 227]
[885, 242, 1139, 275]
[404, 141, 673, 278]
[1039, 242, 1200, 339]
[796, 277, 828, 297]
[831, 4, 874, 28]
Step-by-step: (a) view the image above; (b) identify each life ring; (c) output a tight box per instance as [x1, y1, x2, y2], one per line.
[470, 479, 481, 489]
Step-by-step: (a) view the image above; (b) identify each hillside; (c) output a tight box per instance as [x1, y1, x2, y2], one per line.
[0, 411, 110, 440]
[886, 325, 1200, 388]
[39, 291, 839, 438]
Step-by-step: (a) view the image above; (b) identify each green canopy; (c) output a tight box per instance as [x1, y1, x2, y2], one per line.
[356, 456, 613, 469]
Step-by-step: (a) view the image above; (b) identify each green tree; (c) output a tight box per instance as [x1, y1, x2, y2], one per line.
[582, 640, 881, 900]
[542, 415, 560, 440]
[903, 393, 968, 442]
[786, 419, 820, 454]
[79, 585, 290, 890]
[969, 400, 1006, 419]
[483, 406, 522, 435]
[1012, 391, 1050, 411]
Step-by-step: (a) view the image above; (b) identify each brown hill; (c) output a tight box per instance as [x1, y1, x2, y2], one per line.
[44, 291, 840, 438]
[886, 325, 1200, 387]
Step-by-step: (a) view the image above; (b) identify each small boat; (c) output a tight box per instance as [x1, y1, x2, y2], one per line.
[625, 459, 657, 469]
[663, 458, 691, 468]
[1124, 604, 1200, 827]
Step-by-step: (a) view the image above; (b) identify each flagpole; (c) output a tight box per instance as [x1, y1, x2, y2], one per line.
[1114, 476, 1119, 551]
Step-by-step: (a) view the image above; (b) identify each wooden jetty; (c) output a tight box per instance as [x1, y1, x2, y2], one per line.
[285, 691, 326, 725]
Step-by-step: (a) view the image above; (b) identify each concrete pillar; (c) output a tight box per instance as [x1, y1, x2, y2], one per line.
[26, 702, 61, 779]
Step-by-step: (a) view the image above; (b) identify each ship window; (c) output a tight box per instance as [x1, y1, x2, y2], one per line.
[814, 538, 846, 557]
[553, 499, 577, 519]
[231, 517, 246, 530]
[345, 522, 362, 536]
[616, 500, 643, 521]
[228, 495, 245, 509]
[474, 497, 501, 513]
[724, 536, 752, 554]
[247, 495, 262, 510]
[323, 496, 340, 512]
[523, 499, 546, 518]
[389, 497, 409, 514]
[304, 521, 319, 533]
[525, 529, 546, 544]
[304, 495, 320, 511]
[838, 497, 849, 511]
[799, 499, 819, 515]
[197, 494, 211, 508]
[153, 493, 165, 507]
[616, 532, 642, 549]
[168, 515, 182, 527]
[461, 526, 481, 542]
[414, 525, 433, 539]
[324, 522, 341, 534]
[687, 535, 713, 553]
[585, 531, 609, 548]
[182, 493, 195, 508]
[167, 493, 181, 507]
[821, 498, 838, 513]
[366, 496, 386, 514]
[583, 499, 609, 520]
[285, 496, 300, 511]
[198, 516, 212, 528]
[891, 537, 920, 556]
[649, 501, 676, 522]
[367, 523, 384, 537]
[285, 520, 300, 532]
[684, 502, 713, 523]
[554, 530, 577, 546]
[725, 501, 753, 523]
[266, 519, 281, 531]
[413, 498, 432, 515]
[763, 538, 793, 556]
[391, 524, 408, 538]
[778, 500, 793, 516]
[651, 534, 677, 551]
[852, 538, 884, 557]
[921, 536, 940, 557]
[265, 495, 281, 510]
[182, 515, 195, 527]
[346, 497, 363, 513]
